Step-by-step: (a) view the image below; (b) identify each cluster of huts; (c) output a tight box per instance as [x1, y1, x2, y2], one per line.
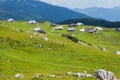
[5, 18, 120, 33]
[3, 19, 120, 41]
[50, 23, 104, 33]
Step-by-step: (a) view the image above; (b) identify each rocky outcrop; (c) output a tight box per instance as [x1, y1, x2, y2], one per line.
[94, 69, 117, 80]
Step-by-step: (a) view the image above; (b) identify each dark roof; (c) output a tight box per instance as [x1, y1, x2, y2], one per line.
[115, 28, 120, 32]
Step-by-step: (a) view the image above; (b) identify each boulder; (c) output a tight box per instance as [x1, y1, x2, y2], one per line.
[116, 51, 120, 55]
[66, 72, 73, 75]
[94, 69, 117, 80]
[33, 74, 42, 78]
[74, 72, 82, 77]
[49, 74, 55, 78]
[84, 71, 93, 77]
[43, 37, 48, 41]
[14, 74, 24, 78]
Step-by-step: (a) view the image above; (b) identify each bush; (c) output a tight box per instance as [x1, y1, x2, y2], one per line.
[62, 34, 78, 43]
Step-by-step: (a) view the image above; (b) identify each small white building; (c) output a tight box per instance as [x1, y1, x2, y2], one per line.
[68, 23, 77, 27]
[7, 18, 15, 22]
[95, 27, 104, 31]
[77, 22, 84, 26]
[114, 28, 120, 32]
[50, 23, 57, 27]
[33, 26, 41, 32]
[28, 20, 37, 24]
[33, 26, 46, 34]
[67, 27, 75, 31]
[55, 26, 64, 30]
[79, 28, 85, 32]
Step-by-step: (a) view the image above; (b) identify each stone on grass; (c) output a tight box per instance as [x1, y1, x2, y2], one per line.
[94, 69, 117, 80]
[43, 37, 48, 41]
[116, 51, 120, 55]
[14, 74, 24, 78]
[33, 74, 42, 78]
[49, 74, 55, 78]
[38, 44, 42, 47]
[66, 72, 73, 75]
[29, 36, 33, 39]
[85, 74, 93, 77]
[74, 72, 82, 77]
[74, 71, 93, 78]
[101, 47, 106, 51]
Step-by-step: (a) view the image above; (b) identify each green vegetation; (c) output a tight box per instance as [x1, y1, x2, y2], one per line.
[0, 21, 120, 80]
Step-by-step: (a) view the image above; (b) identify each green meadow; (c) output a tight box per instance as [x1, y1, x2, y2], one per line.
[0, 21, 120, 80]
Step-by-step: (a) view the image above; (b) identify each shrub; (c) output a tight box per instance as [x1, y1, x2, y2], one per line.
[62, 34, 78, 43]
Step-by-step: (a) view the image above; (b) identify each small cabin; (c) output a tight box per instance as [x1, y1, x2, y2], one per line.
[50, 23, 57, 27]
[88, 29, 96, 33]
[28, 20, 37, 24]
[76, 22, 84, 26]
[68, 23, 77, 27]
[33, 26, 41, 32]
[33, 26, 46, 34]
[7, 18, 15, 22]
[114, 28, 120, 32]
[67, 27, 75, 31]
[79, 28, 86, 32]
[55, 26, 64, 30]
[95, 27, 104, 31]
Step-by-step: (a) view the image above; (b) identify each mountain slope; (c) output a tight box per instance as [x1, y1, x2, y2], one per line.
[0, 0, 90, 22]
[74, 6, 120, 21]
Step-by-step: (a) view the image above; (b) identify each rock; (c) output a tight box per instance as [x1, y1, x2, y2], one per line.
[71, 34, 74, 37]
[116, 51, 120, 55]
[66, 72, 73, 75]
[47, 48, 51, 50]
[0, 74, 6, 78]
[29, 36, 33, 39]
[94, 69, 117, 80]
[85, 74, 93, 77]
[101, 47, 106, 51]
[84, 71, 87, 76]
[33, 32, 38, 35]
[38, 44, 42, 47]
[74, 71, 93, 78]
[49, 74, 55, 78]
[33, 74, 42, 78]
[43, 37, 48, 41]
[74, 72, 82, 77]
[14, 74, 24, 78]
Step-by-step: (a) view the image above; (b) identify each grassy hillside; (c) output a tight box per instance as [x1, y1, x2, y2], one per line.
[0, 21, 120, 80]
